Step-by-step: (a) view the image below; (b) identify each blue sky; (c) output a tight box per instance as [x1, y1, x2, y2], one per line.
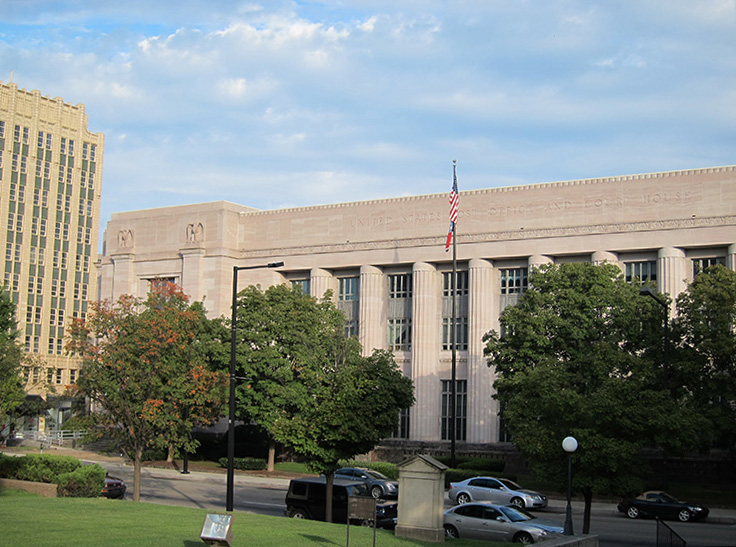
[1, 0, 734, 226]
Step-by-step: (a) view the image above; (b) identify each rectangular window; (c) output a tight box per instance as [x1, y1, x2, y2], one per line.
[338, 277, 359, 301]
[55, 369, 63, 384]
[625, 261, 657, 284]
[441, 379, 467, 442]
[388, 273, 412, 299]
[442, 271, 469, 297]
[392, 408, 410, 439]
[693, 257, 726, 276]
[387, 318, 412, 351]
[500, 267, 529, 294]
[69, 369, 77, 384]
[291, 279, 310, 295]
[337, 276, 360, 337]
[442, 317, 469, 351]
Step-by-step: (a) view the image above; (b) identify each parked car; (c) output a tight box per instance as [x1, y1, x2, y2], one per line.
[284, 476, 397, 527]
[444, 502, 563, 544]
[448, 476, 548, 509]
[617, 491, 709, 522]
[334, 467, 399, 499]
[101, 475, 126, 499]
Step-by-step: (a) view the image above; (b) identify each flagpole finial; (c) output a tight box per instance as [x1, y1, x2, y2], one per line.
[453, 159, 456, 165]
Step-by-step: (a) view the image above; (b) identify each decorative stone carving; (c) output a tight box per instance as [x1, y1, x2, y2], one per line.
[117, 229, 133, 249]
[186, 222, 204, 242]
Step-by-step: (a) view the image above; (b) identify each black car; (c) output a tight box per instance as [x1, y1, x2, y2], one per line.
[617, 491, 709, 522]
[101, 475, 126, 499]
[285, 476, 397, 527]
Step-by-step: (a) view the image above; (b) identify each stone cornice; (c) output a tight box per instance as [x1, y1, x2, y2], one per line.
[240, 165, 736, 217]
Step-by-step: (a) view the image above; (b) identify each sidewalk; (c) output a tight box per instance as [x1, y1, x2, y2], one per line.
[5, 443, 735, 525]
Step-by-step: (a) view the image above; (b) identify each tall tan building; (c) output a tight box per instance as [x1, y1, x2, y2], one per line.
[0, 81, 104, 429]
[98, 166, 735, 449]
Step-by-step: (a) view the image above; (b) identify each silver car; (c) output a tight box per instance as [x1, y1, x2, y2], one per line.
[448, 476, 548, 509]
[443, 502, 563, 544]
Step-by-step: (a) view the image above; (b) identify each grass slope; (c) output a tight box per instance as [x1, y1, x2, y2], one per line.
[0, 489, 493, 547]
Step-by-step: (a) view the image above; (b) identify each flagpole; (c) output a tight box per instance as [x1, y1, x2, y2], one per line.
[450, 160, 458, 469]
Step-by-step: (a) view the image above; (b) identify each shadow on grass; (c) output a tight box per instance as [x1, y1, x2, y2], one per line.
[299, 534, 340, 545]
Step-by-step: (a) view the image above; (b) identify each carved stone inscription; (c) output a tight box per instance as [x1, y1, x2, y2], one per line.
[345, 190, 695, 232]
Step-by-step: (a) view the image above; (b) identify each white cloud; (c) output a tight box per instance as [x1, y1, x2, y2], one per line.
[0, 0, 732, 227]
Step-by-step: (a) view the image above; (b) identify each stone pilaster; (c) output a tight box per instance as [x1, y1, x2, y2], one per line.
[658, 247, 687, 307]
[359, 265, 385, 354]
[111, 253, 135, 300]
[467, 258, 495, 443]
[728, 244, 736, 271]
[180, 248, 205, 302]
[411, 262, 440, 441]
[310, 268, 335, 301]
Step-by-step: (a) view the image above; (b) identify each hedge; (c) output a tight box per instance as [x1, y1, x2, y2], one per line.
[218, 457, 267, 471]
[0, 453, 106, 498]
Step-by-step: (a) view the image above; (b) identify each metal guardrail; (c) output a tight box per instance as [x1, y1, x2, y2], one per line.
[657, 518, 686, 547]
[14, 430, 87, 447]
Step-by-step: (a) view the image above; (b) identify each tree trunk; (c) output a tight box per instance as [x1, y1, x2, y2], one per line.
[582, 486, 593, 534]
[325, 472, 334, 524]
[133, 446, 143, 502]
[167, 444, 175, 463]
[267, 439, 276, 472]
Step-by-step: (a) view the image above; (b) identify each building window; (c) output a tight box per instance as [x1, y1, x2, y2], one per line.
[693, 257, 726, 276]
[338, 277, 359, 301]
[337, 276, 360, 337]
[389, 274, 412, 299]
[442, 317, 469, 351]
[148, 277, 176, 292]
[392, 408, 410, 439]
[69, 369, 77, 384]
[441, 379, 467, 442]
[443, 271, 469, 297]
[291, 279, 310, 295]
[500, 267, 529, 294]
[625, 261, 657, 284]
[388, 318, 412, 351]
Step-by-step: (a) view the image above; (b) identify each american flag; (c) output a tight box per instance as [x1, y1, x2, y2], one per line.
[445, 165, 459, 251]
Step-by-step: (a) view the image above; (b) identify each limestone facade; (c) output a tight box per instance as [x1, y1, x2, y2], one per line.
[98, 166, 736, 445]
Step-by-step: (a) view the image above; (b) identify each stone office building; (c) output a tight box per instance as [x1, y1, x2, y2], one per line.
[0, 81, 104, 431]
[98, 165, 736, 448]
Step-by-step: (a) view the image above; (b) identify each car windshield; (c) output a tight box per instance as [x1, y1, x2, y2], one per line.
[365, 470, 389, 480]
[498, 505, 536, 523]
[498, 478, 522, 490]
[659, 493, 678, 503]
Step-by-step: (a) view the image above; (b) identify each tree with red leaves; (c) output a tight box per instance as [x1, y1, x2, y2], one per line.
[67, 282, 227, 501]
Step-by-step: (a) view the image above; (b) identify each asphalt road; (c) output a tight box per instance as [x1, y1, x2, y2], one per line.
[96, 460, 736, 547]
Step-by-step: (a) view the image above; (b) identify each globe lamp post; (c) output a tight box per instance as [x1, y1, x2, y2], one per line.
[562, 436, 578, 535]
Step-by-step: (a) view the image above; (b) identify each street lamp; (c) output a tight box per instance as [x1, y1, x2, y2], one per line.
[226, 261, 284, 512]
[562, 436, 578, 536]
[639, 287, 669, 370]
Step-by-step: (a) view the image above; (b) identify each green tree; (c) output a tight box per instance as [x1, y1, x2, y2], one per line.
[674, 264, 736, 450]
[67, 282, 227, 501]
[484, 262, 706, 533]
[233, 284, 414, 521]
[0, 285, 26, 432]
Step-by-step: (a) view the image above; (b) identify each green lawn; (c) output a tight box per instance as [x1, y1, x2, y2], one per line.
[0, 487, 497, 547]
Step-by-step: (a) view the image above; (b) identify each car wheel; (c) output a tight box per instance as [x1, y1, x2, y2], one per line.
[291, 510, 308, 519]
[371, 486, 383, 499]
[678, 509, 691, 522]
[457, 493, 471, 505]
[626, 506, 640, 519]
[513, 531, 534, 544]
[444, 524, 460, 539]
[510, 497, 525, 509]
[361, 519, 374, 527]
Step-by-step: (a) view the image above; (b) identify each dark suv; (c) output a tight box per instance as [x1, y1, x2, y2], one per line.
[284, 476, 397, 526]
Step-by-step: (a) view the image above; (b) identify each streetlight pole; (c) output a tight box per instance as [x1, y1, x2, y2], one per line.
[639, 287, 669, 371]
[226, 261, 284, 512]
[562, 436, 578, 536]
